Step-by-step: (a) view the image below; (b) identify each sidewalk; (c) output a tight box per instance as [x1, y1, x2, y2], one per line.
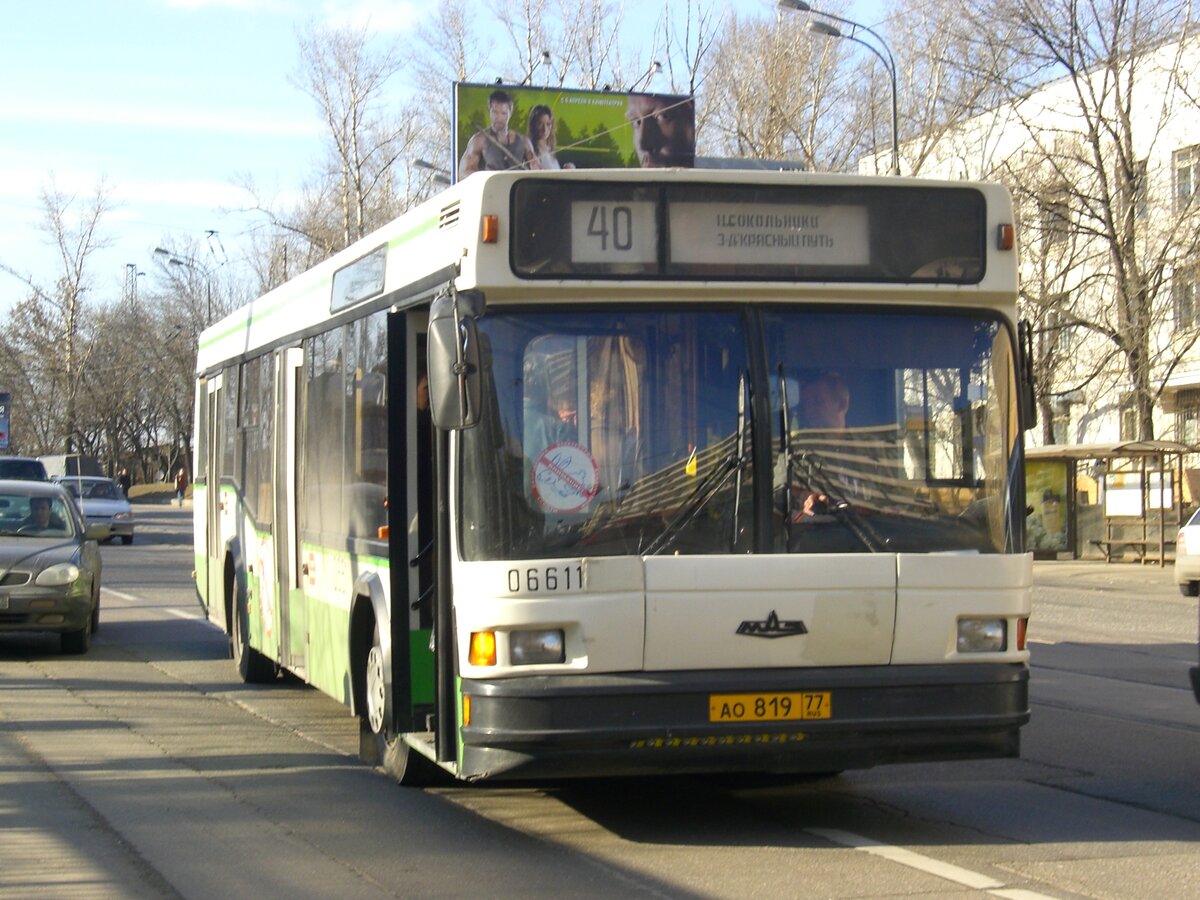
[1034, 556, 1178, 592]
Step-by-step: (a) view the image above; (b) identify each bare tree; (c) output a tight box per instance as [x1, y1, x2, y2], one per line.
[879, 0, 1017, 176]
[963, 0, 1200, 441]
[293, 22, 422, 251]
[555, 0, 626, 90]
[703, 9, 865, 170]
[0, 180, 111, 454]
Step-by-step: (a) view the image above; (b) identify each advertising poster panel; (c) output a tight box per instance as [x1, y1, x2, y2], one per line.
[453, 82, 695, 181]
[1026, 459, 1068, 553]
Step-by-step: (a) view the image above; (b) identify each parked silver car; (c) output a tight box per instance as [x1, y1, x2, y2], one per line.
[0, 480, 107, 653]
[1174, 507, 1200, 597]
[56, 476, 135, 545]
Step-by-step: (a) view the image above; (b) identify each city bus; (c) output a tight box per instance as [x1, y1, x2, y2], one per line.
[193, 168, 1035, 784]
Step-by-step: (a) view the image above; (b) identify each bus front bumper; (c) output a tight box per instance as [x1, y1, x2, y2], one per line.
[458, 663, 1029, 781]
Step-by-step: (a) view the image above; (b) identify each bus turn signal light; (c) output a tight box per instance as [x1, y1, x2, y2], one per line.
[481, 215, 499, 243]
[469, 631, 497, 666]
[997, 223, 1014, 250]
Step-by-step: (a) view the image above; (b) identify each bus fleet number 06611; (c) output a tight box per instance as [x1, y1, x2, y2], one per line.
[506, 564, 585, 593]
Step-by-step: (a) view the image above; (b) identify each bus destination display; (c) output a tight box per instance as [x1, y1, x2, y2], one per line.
[669, 202, 869, 266]
[512, 180, 986, 283]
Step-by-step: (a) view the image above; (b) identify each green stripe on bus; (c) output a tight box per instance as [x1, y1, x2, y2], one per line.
[198, 213, 440, 352]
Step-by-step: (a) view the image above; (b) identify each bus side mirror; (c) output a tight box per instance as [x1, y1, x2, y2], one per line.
[427, 289, 484, 430]
[1017, 320, 1038, 431]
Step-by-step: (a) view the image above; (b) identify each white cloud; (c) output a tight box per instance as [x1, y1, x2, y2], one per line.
[164, 0, 291, 10]
[0, 99, 321, 138]
[318, 0, 421, 33]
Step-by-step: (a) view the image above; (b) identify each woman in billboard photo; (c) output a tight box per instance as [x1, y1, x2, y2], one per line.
[528, 105, 574, 171]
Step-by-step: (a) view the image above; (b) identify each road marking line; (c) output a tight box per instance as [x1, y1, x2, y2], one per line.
[100, 587, 204, 620]
[100, 587, 140, 602]
[163, 607, 204, 620]
[805, 828, 1055, 898]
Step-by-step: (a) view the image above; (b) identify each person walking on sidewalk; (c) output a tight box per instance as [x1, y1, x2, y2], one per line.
[174, 468, 189, 506]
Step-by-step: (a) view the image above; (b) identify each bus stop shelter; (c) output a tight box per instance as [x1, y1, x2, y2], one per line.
[1025, 441, 1190, 565]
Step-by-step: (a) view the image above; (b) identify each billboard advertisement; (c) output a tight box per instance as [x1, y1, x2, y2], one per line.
[452, 82, 695, 181]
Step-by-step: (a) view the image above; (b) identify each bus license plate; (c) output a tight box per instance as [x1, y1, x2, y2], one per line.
[709, 692, 831, 723]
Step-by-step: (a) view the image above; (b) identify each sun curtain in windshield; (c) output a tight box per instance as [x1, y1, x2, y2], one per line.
[459, 307, 1018, 561]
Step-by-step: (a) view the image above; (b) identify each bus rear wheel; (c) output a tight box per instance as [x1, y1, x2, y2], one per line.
[361, 625, 441, 786]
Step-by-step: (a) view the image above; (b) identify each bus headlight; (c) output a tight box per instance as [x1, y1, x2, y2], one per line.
[957, 618, 1006, 653]
[510, 629, 565, 665]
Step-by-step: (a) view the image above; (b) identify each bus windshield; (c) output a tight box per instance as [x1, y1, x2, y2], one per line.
[459, 306, 1018, 560]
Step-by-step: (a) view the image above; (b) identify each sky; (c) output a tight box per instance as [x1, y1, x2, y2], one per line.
[0, 0, 885, 315]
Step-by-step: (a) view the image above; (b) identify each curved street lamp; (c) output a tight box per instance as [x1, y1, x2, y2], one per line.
[779, 0, 901, 176]
[154, 247, 213, 326]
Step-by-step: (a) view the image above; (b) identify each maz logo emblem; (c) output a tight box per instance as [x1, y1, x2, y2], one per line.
[736, 610, 808, 638]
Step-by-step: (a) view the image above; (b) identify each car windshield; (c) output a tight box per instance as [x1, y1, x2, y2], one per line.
[0, 460, 47, 480]
[67, 480, 120, 500]
[0, 493, 76, 538]
[458, 306, 1020, 560]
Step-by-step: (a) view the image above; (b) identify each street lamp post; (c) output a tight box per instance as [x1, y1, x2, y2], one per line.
[778, 0, 901, 176]
[154, 247, 213, 326]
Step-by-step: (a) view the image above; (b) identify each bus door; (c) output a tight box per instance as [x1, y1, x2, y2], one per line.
[203, 373, 224, 625]
[389, 310, 436, 737]
[275, 347, 305, 676]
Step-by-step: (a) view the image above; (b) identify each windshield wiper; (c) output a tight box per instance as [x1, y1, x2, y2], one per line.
[789, 447, 887, 553]
[645, 372, 751, 556]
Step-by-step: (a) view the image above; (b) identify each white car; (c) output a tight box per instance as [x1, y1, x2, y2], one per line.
[56, 476, 135, 545]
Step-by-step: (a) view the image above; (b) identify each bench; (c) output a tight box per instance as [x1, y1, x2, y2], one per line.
[1090, 538, 1173, 564]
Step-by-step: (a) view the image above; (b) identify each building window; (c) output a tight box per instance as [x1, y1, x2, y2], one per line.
[1120, 158, 1148, 221]
[1039, 189, 1071, 247]
[1174, 145, 1200, 214]
[1175, 265, 1199, 331]
[1176, 389, 1200, 445]
[1045, 301, 1073, 354]
[1119, 395, 1138, 441]
[1051, 398, 1072, 444]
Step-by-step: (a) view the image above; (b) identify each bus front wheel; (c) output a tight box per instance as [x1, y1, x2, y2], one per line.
[231, 590, 275, 684]
[361, 625, 440, 786]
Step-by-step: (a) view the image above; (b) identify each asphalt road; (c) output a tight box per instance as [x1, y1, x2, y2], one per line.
[0, 505, 1197, 899]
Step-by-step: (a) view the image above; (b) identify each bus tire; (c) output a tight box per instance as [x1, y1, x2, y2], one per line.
[231, 590, 275, 684]
[362, 624, 441, 786]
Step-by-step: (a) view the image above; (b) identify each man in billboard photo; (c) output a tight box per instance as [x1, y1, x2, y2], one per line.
[625, 94, 696, 168]
[459, 89, 539, 176]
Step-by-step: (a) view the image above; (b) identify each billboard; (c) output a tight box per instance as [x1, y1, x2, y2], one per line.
[452, 82, 695, 182]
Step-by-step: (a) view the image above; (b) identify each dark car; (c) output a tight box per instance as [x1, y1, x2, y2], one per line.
[0, 480, 107, 653]
[0, 456, 49, 481]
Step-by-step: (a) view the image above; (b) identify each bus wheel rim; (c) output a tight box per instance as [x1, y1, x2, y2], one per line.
[366, 645, 385, 734]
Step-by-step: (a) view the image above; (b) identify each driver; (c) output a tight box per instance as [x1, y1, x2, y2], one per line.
[21, 496, 67, 533]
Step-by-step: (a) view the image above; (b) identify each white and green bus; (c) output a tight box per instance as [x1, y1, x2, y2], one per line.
[193, 168, 1035, 784]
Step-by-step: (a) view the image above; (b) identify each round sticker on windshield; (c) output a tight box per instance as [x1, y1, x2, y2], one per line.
[531, 442, 599, 513]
